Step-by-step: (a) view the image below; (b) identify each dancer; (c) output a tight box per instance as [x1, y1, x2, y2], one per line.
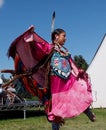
[44, 28, 96, 130]
[6, 26, 95, 130]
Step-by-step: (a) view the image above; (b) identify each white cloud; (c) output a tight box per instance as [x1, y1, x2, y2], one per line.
[0, 0, 4, 8]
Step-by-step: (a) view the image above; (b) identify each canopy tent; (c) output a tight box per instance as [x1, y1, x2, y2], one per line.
[87, 34, 106, 108]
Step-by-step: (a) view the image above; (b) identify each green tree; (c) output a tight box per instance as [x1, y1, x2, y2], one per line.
[73, 55, 88, 71]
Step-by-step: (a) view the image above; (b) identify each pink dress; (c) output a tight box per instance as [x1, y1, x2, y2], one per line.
[47, 49, 93, 121]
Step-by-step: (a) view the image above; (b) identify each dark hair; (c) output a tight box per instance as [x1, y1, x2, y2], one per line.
[51, 28, 65, 42]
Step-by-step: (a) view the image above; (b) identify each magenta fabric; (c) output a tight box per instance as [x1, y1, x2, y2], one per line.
[8, 26, 53, 87]
[48, 75, 93, 120]
[51, 75, 76, 93]
[47, 57, 93, 121]
[16, 37, 52, 86]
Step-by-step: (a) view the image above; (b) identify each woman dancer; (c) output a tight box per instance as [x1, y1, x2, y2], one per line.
[44, 28, 95, 130]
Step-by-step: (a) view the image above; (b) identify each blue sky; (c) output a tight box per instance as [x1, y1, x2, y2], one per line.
[0, 0, 106, 77]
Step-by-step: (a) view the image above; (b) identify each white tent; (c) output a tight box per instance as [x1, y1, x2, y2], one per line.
[87, 34, 106, 108]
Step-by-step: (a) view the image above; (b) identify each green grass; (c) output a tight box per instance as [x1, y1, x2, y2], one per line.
[0, 109, 106, 130]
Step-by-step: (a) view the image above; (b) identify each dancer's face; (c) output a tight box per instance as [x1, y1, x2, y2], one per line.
[55, 32, 66, 46]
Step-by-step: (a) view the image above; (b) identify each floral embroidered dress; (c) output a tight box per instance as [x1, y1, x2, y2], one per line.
[47, 44, 93, 121]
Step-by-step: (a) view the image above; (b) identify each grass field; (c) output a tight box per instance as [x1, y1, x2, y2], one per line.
[0, 108, 105, 130]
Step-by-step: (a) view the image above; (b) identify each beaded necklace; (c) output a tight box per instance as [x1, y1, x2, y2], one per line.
[54, 42, 70, 57]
